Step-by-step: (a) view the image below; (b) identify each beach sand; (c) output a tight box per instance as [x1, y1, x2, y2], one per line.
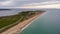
[1, 12, 44, 34]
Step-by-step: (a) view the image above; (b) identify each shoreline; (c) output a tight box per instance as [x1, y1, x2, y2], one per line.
[19, 12, 47, 34]
[1, 12, 45, 34]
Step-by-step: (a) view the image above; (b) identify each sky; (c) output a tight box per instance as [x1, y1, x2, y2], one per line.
[0, 0, 60, 9]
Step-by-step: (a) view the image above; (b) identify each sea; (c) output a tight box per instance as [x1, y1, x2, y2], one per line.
[19, 9, 60, 34]
[0, 9, 60, 34]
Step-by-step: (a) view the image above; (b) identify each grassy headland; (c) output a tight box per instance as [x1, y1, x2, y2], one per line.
[0, 10, 45, 33]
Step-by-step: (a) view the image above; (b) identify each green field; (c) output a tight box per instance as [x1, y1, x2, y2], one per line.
[0, 10, 45, 32]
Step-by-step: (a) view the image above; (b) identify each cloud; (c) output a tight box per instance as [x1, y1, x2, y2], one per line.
[23, 1, 60, 6]
[0, 0, 13, 6]
[19, 4, 60, 9]
[19, 1, 60, 9]
[2, 0, 13, 6]
[0, 0, 31, 7]
[0, 0, 60, 9]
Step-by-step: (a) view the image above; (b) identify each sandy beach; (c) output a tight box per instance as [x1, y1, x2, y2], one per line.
[1, 12, 44, 34]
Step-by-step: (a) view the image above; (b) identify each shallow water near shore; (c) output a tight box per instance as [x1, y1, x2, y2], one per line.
[20, 9, 60, 34]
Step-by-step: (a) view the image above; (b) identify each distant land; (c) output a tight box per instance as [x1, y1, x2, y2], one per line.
[0, 9, 11, 11]
[0, 8, 60, 11]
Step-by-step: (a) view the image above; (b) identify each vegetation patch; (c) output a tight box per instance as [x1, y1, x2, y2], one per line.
[0, 10, 45, 32]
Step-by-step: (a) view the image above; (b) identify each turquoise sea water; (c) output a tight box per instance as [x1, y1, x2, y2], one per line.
[20, 9, 60, 34]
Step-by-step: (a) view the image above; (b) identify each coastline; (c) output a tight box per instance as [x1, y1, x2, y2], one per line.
[19, 12, 47, 34]
[1, 12, 45, 34]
